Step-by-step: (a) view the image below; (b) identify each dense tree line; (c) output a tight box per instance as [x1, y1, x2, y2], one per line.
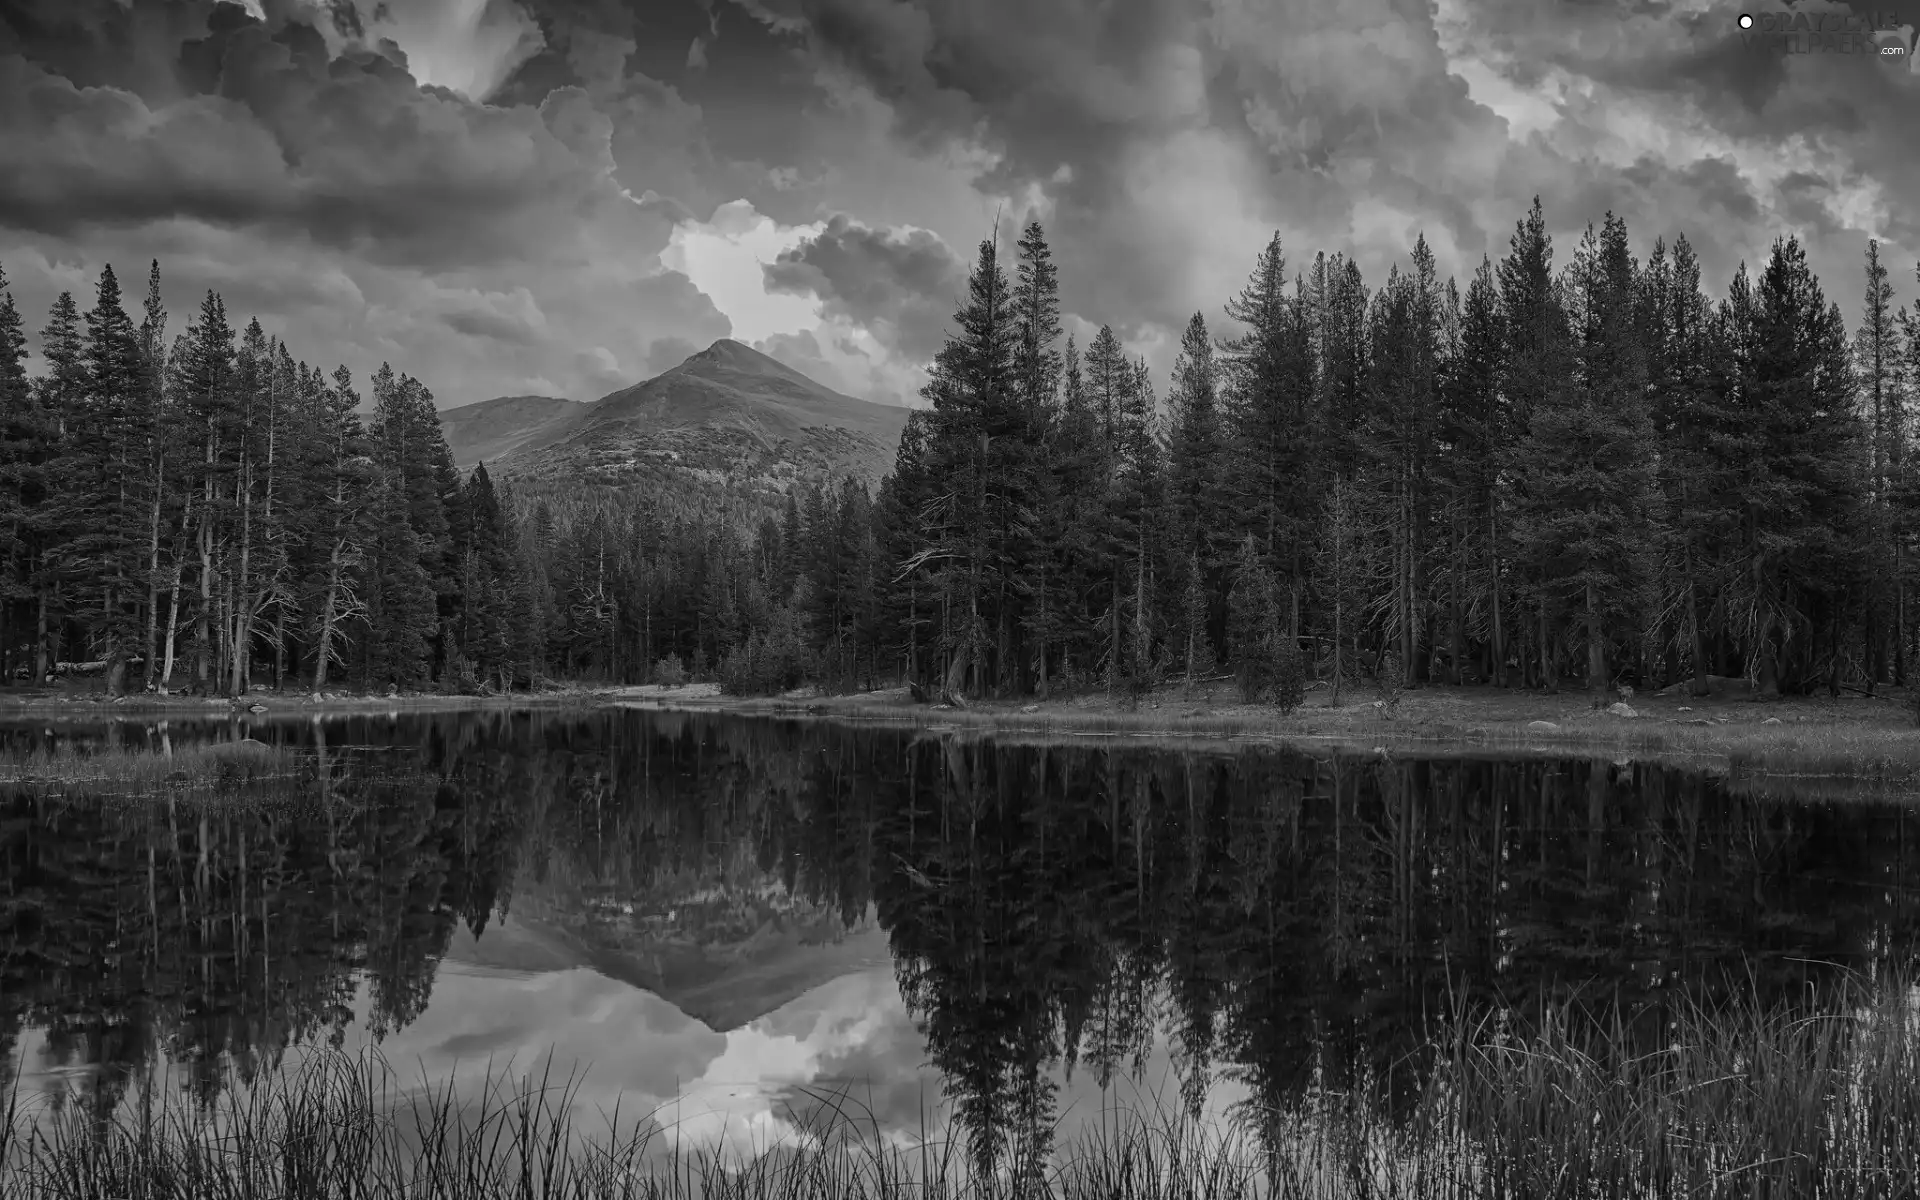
[0, 259, 900, 696]
[0, 262, 543, 694]
[883, 203, 1904, 701]
[7, 196, 1915, 699]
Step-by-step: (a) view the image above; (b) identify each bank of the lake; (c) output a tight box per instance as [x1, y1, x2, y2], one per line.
[612, 678, 1920, 793]
[0, 683, 622, 720]
[11, 676, 1920, 793]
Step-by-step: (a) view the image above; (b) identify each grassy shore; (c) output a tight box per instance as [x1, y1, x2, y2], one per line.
[11, 673, 1920, 792]
[0, 738, 307, 799]
[0, 682, 622, 720]
[613, 678, 1920, 793]
[7, 976, 1919, 1198]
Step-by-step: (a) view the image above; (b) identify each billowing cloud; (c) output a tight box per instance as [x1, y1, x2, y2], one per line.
[0, 0, 737, 406]
[762, 214, 965, 362]
[8, 0, 1920, 416]
[715, 0, 1920, 389]
[662, 199, 823, 344]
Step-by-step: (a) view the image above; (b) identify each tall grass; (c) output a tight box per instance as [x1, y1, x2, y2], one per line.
[1376, 973, 1920, 1199]
[0, 739, 302, 799]
[8, 976, 1920, 1198]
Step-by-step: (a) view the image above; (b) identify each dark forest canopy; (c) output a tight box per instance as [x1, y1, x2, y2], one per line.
[0, 197, 1912, 698]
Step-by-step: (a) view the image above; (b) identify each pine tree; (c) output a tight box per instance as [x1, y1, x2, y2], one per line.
[1010, 222, 1063, 694]
[135, 261, 173, 689]
[1166, 312, 1230, 660]
[362, 364, 442, 688]
[1497, 197, 1573, 688]
[1226, 534, 1282, 702]
[1856, 240, 1905, 686]
[1223, 234, 1319, 639]
[1515, 213, 1660, 692]
[1735, 236, 1864, 695]
[1439, 256, 1505, 683]
[1358, 237, 1443, 687]
[304, 366, 373, 691]
[913, 234, 1021, 697]
[1315, 254, 1371, 475]
[0, 265, 39, 682]
[1176, 548, 1208, 687]
[1033, 335, 1102, 692]
[50, 268, 147, 693]
[1314, 476, 1375, 707]
[1648, 235, 1736, 696]
[456, 462, 518, 689]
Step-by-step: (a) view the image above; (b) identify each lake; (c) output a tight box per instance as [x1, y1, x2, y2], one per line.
[4, 706, 1920, 1193]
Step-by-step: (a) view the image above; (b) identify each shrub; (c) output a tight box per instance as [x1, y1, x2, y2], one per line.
[1269, 641, 1306, 715]
[718, 609, 813, 697]
[650, 653, 687, 686]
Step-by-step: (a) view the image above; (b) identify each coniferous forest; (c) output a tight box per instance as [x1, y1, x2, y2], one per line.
[0, 196, 1911, 701]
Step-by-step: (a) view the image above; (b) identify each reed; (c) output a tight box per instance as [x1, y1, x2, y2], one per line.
[9, 973, 1920, 1198]
[0, 739, 302, 798]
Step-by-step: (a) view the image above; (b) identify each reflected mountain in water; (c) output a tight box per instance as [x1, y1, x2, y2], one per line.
[442, 904, 889, 1033]
[4, 708, 1920, 1174]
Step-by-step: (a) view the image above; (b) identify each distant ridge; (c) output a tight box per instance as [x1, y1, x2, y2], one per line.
[442, 904, 891, 1033]
[437, 394, 585, 469]
[436, 340, 909, 496]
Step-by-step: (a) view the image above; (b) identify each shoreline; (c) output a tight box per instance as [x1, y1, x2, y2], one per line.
[0, 685, 621, 719]
[9, 678, 1920, 790]
[610, 679, 1920, 792]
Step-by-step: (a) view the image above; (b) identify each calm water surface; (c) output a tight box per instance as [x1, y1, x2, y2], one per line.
[4, 707, 1919, 1159]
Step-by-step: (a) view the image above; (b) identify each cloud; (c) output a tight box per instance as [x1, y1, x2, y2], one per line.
[663, 199, 823, 344]
[762, 213, 965, 362]
[337, 0, 546, 101]
[11, 0, 1920, 419]
[644, 334, 702, 374]
[0, 0, 741, 406]
[725, 0, 1920, 393]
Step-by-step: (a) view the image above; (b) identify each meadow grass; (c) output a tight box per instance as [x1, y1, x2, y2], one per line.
[0, 738, 303, 798]
[8, 975, 1920, 1199]
[647, 685, 1920, 799]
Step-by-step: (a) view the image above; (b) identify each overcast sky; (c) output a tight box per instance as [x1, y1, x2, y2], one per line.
[3, 0, 1918, 410]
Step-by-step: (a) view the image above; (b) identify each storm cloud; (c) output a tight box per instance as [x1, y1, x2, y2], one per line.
[4, 0, 1919, 411]
[762, 214, 967, 361]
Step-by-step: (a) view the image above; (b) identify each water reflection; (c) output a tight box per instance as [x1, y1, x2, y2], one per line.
[3, 709, 1918, 1172]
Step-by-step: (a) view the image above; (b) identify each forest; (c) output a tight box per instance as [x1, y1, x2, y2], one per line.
[0, 194, 1907, 699]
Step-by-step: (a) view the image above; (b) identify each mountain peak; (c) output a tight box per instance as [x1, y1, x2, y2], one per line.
[436, 333, 910, 491]
[686, 337, 778, 371]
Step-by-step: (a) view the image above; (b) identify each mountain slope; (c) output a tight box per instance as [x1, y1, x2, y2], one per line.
[442, 898, 890, 1033]
[438, 341, 912, 496]
[438, 394, 587, 470]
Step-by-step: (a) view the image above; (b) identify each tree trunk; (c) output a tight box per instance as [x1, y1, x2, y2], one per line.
[195, 513, 214, 689]
[1585, 579, 1607, 692]
[33, 589, 49, 683]
[144, 466, 164, 689]
[1489, 505, 1504, 687]
[228, 463, 254, 697]
[1898, 556, 1908, 688]
[1036, 567, 1050, 699]
[1538, 596, 1557, 692]
[1448, 515, 1464, 686]
[1687, 572, 1710, 698]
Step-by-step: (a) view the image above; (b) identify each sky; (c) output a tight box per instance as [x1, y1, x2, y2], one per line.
[3, 0, 1919, 411]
